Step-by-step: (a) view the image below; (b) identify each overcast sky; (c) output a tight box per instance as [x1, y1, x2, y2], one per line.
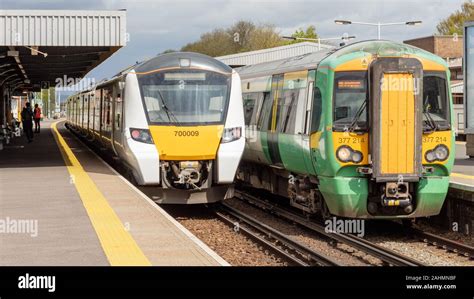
[0, 0, 467, 82]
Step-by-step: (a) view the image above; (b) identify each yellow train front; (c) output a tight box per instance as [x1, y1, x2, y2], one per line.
[66, 52, 245, 204]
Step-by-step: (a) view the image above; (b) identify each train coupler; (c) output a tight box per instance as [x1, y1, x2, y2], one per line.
[378, 182, 414, 214]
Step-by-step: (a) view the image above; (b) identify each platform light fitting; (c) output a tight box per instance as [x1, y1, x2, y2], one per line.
[23, 46, 48, 58]
[7, 50, 19, 57]
[335, 20, 352, 25]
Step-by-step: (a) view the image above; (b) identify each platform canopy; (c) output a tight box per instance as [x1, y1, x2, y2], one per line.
[0, 9, 127, 93]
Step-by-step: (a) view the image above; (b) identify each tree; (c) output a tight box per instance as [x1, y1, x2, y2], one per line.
[227, 20, 257, 53]
[182, 29, 234, 57]
[181, 20, 286, 56]
[288, 25, 319, 44]
[437, 0, 474, 35]
[249, 24, 286, 50]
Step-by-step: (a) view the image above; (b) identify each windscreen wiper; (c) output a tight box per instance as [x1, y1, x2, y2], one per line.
[347, 99, 367, 132]
[156, 89, 181, 126]
[423, 96, 438, 132]
[423, 111, 438, 132]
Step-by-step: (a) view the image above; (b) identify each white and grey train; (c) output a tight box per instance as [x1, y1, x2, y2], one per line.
[66, 52, 245, 203]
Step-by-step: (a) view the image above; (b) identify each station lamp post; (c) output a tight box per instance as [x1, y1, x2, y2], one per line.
[282, 35, 356, 50]
[334, 20, 422, 40]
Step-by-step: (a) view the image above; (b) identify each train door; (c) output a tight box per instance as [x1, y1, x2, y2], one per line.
[98, 89, 104, 141]
[111, 82, 123, 154]
[275, 70, 311, 174]
[90, 92, 95, 138]
[381, 73, 415, 174]
[86, 94, 90, 134]
[80, 95, 84, 130]
[101, 87, 113, 148]
[302, 78, 316, 174]
[309, 79, 323, 175]
[114, 83, 124, 152]
[75, 97, 78, 126]
[242, 92, 267, 164]
[267, 74, 284, 167]
[370, 58, 423, 181]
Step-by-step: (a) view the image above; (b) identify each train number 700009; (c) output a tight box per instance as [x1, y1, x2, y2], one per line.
[174, 130, 200, 137]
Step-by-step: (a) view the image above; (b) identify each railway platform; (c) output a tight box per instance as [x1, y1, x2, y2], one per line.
[452, 141, 474, 195]
[0, 120, 228, 266]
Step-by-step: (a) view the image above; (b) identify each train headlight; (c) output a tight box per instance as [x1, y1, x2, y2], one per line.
[434, 144, 449, 161]
[425, 150, 436, 162]
[221, 127, 242, 143]
[352, 151, 363, 163]
[130, 128, 154, 144]
[336, 146, 364, 163]
[336, 146, 352, 162]
[425, 144, 449, 162]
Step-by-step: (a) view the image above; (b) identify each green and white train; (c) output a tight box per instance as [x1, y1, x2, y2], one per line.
[236, 40, 454, 219]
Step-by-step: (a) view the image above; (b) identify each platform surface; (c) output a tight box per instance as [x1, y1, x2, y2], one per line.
[452, 142, 474, 192]
[0, 120, 227, 266]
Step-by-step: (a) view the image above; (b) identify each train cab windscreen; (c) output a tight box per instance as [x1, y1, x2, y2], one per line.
[422, 72, 450, 131]
[333, 71, 368, 131]
[138, 69, 231, 125]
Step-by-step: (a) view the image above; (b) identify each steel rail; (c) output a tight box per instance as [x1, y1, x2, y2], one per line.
[217, 203, 341, 266]
[235, 190, 425, 267]
[407, 227, 474, 259]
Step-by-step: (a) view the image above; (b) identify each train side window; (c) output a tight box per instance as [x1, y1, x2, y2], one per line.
[310, 87, 322, 133]
[257, 92, 272, 131]
[243, 94, 256, 125]
[423, 72, 449, 129]
[270, 75, 284, 132]
[251, 92, 264, 126]
[279, 89, 298, 134]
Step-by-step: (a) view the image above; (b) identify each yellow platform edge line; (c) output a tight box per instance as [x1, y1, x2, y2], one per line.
[451, 172, 474, 180]
[51, 121, 151, 266]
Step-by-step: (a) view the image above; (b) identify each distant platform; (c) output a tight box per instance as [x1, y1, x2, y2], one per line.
[451, 141, 474, 196]
[0, 120, 228, 266]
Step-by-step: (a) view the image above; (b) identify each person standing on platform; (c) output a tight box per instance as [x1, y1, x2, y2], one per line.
[33, 104, 42, 133]
[21, 102, 34, 143]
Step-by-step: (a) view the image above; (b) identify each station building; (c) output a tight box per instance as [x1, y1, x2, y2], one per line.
[217, 41, 334, 67]
[404, 35, 465, 135]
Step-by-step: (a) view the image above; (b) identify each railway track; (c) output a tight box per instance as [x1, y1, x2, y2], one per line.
[407, 227, 474, 259]
[234, 189, 425, 267]
[215, 203, 341, 266]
